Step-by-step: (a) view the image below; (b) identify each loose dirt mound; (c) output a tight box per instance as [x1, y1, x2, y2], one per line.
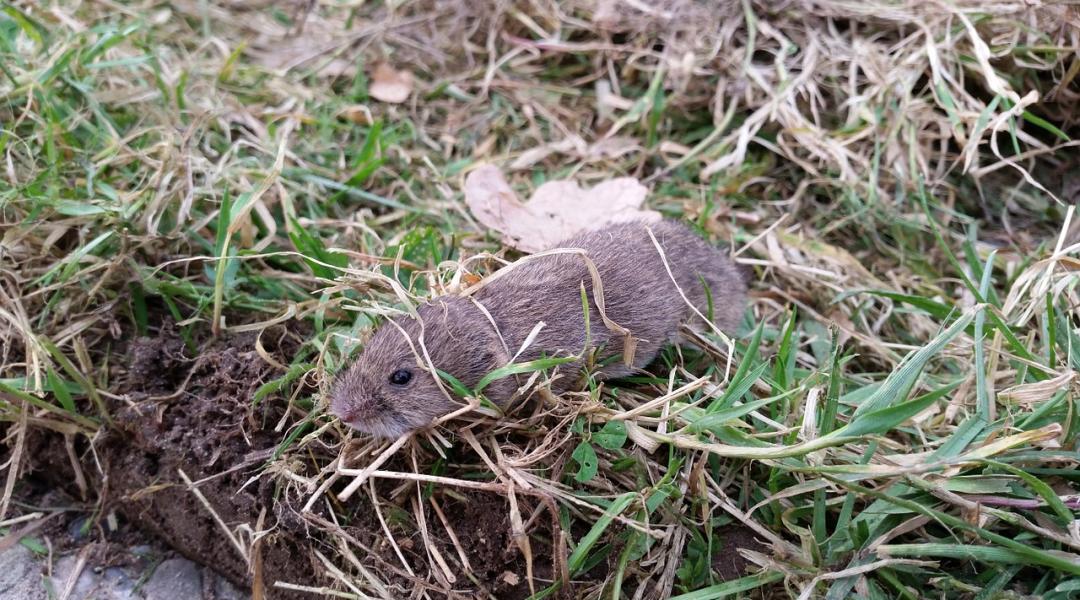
[110, 330, 317, 596]
[18, 325, 321, 598]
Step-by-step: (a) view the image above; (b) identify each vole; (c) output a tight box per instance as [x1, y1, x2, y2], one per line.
[330, 219, 747, 438]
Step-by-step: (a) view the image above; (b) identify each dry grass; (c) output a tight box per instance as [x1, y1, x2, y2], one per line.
[2, 0, 1080, 598]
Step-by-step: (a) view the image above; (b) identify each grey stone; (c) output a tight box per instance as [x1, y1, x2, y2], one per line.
[51, 554, 97, 599]
[141, 558, 203, 600]
[1, 543, 244, 600]
[50, 554, 139, 600]
[209, 570, 249, 600]
[129, 545, 155, 558]
[101, 566, 139, 598]
[0, 544, 46, 600]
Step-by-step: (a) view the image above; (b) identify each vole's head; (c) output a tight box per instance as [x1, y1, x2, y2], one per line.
[330, 297, 504, 439]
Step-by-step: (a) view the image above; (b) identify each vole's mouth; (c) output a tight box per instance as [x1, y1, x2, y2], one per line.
[342, 413, 415, 440]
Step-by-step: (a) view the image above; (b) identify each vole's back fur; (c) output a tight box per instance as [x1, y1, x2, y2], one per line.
[330, 218, 747, 438]
[471, 219, 745, 399]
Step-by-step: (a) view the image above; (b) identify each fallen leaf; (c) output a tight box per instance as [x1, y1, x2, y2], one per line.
[336, 105, 373, 125]
[369, 63, 414, 104]
[464, 165, 660, 252]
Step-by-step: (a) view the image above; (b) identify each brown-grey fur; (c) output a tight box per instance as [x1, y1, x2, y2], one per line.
[330, 219, 747, 438]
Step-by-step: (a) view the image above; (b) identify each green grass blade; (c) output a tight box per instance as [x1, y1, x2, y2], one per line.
[851, 307, 976, 418]
[475, 356, 578, 394]
[567, 492, 636, 575]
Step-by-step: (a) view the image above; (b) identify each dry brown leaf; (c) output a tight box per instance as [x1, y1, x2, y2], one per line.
[336, 105, 373, 125]
[369, 63, 414, 104]
[464, 165, 660, 253]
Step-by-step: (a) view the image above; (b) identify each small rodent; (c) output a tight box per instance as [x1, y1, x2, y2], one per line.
[330, 219, 747, 438]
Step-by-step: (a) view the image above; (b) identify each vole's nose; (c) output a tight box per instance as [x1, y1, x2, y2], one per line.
[334, 405, 357, 422]
[333, 401, 376, 425]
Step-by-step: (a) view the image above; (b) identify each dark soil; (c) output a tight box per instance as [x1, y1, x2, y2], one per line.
[13, 322, 321, 599]
[108, 325, 325, 598]
[4, 477, 179, 572]
[440, 492, 552, 599]
[711, 524, 765, 581]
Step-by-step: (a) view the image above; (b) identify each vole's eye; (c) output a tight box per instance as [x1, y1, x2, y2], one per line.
[389, 369, 413, 386]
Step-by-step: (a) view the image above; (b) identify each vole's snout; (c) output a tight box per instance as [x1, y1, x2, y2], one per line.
[328, 377, 368, 424]
[332, 394, 382, 434]
[329, 376, 413, 439]
[332, 402, 365, 425]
